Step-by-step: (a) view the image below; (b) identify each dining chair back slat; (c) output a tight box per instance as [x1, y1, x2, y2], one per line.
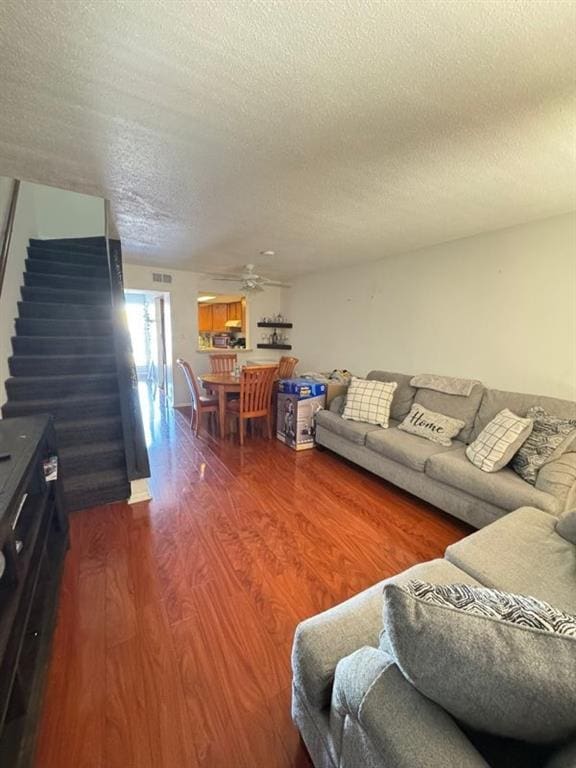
[177, 358, 218, 437]
[278, 356, 299, 379]
[210, 353, 237, 374]
[240, 365, 278, 416]
[178, 358, 202, 407]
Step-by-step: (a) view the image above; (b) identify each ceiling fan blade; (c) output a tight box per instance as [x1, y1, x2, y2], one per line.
[211, 275, 244, 281]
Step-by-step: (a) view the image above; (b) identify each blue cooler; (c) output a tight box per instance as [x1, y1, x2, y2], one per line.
[277, 378, 327, 450]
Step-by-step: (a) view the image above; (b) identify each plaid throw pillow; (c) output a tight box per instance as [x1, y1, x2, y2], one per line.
[342, 377, 397, 427]
[466, 408, 533, 473]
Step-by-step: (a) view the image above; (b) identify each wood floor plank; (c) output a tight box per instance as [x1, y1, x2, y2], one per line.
[35, 399, 471, 768]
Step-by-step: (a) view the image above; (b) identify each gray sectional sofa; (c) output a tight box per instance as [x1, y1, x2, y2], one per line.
[315, 370, 576, 529]
[291, 505, 576, 768]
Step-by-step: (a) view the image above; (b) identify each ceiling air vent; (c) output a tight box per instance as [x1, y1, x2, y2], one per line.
[152, 272, 173, 284]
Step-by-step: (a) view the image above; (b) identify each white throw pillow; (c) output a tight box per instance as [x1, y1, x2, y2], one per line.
[342, 377, 397, 427]
[466, 408, 533, 473]
[398, 404, 465, 446]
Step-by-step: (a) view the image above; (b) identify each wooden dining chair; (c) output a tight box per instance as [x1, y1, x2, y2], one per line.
[176, 358, 219, 437]
[225, 365, 278, 445]
[209, 353, 237, 374]
[278, 355, 299, 379]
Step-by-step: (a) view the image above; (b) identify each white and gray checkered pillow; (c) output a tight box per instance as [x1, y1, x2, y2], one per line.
[466, 408, 533, 473]
[342, 377, 397, 427]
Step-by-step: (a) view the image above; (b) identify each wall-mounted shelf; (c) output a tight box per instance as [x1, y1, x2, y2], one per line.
[257, 322, 293, 328]
[257, 343, 292, 350]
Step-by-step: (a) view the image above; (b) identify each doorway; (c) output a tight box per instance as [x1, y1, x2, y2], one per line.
[125, 289, 174, 417]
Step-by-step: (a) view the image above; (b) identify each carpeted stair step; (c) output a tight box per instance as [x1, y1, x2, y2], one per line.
[59, 440, 126, 475]
[55, 416, 123, 447]
[26, 258, 109, 280]
[17, 300, 112, 321]
[27, 246, 108, 267]
[5, 372, 119, 400]
[21, 286, 112, 306]
[16, 317, 113, 337]
[63, 468, 130, 513]
[29, 237, 107, 254]
[2, 392, 120, 420]
[9, 354, 116, 377]
[24, 271, 110, 293]
[12, 335, 113, 356]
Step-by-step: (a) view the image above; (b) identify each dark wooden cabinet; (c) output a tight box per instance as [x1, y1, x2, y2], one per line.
[0, 416, 68, 768]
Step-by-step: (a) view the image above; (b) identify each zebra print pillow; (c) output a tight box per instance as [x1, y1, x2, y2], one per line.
[381, 580, 576, 742]
[405, 580, 576, 636]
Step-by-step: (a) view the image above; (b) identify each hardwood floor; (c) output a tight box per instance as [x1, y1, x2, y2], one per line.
[35, 396, 471, 768]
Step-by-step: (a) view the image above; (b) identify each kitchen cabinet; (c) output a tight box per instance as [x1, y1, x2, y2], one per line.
[198, 304, 213, 332]
[211, 303, 228, 332]
[198, 301, 246, 333]
[226, 301, 243, 324]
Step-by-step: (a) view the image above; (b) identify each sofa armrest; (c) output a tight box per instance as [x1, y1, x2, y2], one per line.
[329, 394, 346, 414]
[536, 452, 576, 513]
[332, 647, 489, 768]
[291, 580, 386, 709]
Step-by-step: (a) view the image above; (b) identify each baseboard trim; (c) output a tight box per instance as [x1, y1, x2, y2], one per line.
[129, 478, 152, 504]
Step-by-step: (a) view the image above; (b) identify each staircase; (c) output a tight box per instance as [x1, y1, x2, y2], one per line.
[2, 237, 132, 512]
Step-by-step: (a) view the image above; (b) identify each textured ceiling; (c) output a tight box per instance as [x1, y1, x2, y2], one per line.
[0, 0, 575, 279]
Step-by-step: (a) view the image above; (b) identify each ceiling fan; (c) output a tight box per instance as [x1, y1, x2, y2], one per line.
[208, 264, 290, 292]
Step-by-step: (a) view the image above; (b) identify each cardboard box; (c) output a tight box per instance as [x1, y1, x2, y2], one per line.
[277, 378, 327, 398]
[276, 379, 326, 450]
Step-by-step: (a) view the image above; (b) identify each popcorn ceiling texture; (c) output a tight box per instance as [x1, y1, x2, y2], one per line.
[0, 0, 574, 278]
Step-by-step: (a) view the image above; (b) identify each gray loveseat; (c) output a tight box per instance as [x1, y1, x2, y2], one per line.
[291, 506, 576, 767]
[315, 370, 576, 528]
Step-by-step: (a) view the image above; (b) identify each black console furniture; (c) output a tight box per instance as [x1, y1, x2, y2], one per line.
[0, 416, 68, 767]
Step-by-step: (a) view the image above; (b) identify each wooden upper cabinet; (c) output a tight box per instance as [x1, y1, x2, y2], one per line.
[211, 303, 228, 332]
[227, 302, 241, 323]
[198, 304, 213, 332]
[199, 300, 245, 333]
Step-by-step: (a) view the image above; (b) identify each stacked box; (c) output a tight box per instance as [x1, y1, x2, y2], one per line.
[277, 379, 327, 451]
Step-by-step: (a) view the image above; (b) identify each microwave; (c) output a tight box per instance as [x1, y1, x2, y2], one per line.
[212, 335, 230, 348]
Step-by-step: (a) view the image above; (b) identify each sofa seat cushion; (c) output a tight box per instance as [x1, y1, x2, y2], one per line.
[445, 507, 576, 614]
[366, 428, 462, 473]
[315, 409, 382, 445]
[426, 447, 558, 514]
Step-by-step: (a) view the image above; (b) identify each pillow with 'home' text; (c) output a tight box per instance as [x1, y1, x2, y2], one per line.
[398, 404, 465, 446]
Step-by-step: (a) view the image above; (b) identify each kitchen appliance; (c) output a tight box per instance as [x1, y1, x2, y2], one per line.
[212, 334, 230, 348]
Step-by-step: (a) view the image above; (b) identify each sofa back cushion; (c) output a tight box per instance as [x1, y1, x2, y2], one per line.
[367, 370, 416, 421]
[413, 383, 484, 443]
[473, 389, 576, 443]
[381, 580, 576, 744]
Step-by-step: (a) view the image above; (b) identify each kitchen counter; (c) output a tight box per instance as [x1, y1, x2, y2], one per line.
[196, 347, 253, 353]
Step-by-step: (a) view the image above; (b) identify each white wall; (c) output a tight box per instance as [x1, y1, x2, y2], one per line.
[287, 213, 576, 400]
[123, 263, 290, 405]
[30, 182, 104, 238]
